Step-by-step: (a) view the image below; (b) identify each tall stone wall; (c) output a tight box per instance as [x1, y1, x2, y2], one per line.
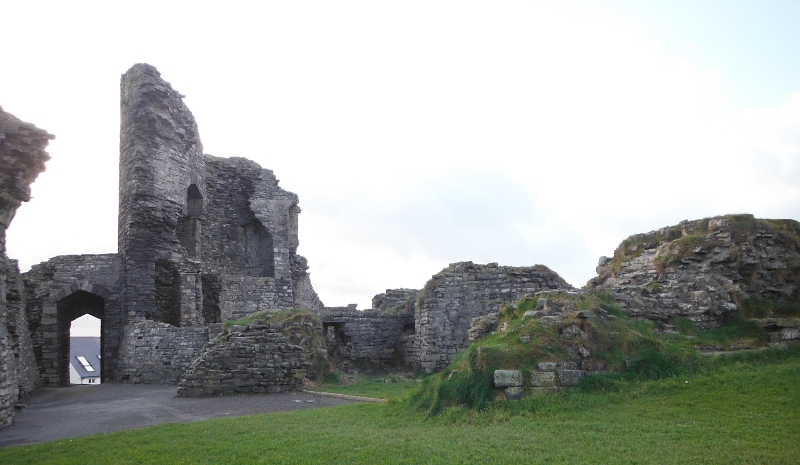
[22, 254, 122, 385]
[118, 64, 322, 331]
[318, 307, 415, 369]
[0, 107, 51, 428]
[413, 262, 572, 372]
[119, 63, 207, 326]
[588, 215, 800, 329]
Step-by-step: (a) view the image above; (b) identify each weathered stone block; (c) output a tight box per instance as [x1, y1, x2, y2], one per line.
[556, 370, 585, 386]
[537, 362, 557, 371]
[494, 369, 523, 388]
[531, 371, 556, 387]
[504, 387, 524, 400]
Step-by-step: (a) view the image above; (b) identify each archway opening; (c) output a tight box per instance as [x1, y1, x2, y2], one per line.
[57, 290, 105, 386]
[69, 314, 102, 385]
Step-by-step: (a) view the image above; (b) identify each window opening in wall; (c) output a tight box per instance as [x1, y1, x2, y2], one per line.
[155, 260, 181, 326]
[201, 274, 222, 324]
[288, 204, 299, 250]
[243, 219, 274, 277]
[323, 322, 350, 358]
[179, 184, 203, 258]
[186, 184, 203, 216]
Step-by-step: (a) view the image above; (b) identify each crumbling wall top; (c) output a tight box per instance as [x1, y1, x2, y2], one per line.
[0, 106, 53, 248]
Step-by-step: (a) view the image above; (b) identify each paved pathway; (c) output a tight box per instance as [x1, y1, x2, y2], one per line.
[0, 383, 355, 447]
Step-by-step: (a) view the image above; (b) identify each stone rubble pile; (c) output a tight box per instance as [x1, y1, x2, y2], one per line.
[589, 216, 800, 330]
[177, 313, 326, 397]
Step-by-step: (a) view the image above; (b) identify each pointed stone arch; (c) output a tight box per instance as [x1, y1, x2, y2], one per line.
[41, 282, 112, 386]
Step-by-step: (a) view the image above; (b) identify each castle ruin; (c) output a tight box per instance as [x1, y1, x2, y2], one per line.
[2, 64, 798, 427]
[19, 64, 324, 389]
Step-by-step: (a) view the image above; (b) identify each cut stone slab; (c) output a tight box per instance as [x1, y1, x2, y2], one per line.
[494, 369, 523, 388]
[556, 370, 586, 386]
[531, 371, 556, 387]
[537, 362, 557, 371]
[504, 387, 524, 400]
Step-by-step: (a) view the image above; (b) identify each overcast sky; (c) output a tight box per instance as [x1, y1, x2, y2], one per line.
[3, 1, 799, 336]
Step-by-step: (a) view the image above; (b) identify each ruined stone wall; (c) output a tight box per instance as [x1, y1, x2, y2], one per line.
[0, 107, 51, 427]
[372, 288, 419, 313]
[215, 276, 287, 321]
[119, 63, 206, 326]
[118, 64, 321, 330]
[115, 320, 212, 384]
[201, 156, 322, 317]
[22, 254, 123, 385]
[3, 260, 39, 398]
[413, 262, 572, 372]
[177, 314, 324, 397]
[588, 215, 800, 329]
[202, 156, 277, 277]
[318, 307, 415, 369]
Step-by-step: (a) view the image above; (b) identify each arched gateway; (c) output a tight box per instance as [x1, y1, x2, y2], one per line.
[34, 279, 118, 386]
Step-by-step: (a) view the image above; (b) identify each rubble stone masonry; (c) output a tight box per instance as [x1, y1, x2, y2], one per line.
[0, 107, 51, 428]
[413, 262, 572, 372]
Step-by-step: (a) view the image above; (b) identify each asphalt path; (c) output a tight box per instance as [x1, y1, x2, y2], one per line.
[0, 383, 356, 447]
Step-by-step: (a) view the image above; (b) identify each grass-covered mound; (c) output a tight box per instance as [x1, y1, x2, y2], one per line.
[409, 292, 773, 415]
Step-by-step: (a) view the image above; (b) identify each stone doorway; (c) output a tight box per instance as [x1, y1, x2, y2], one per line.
[55, 290, 105, 386]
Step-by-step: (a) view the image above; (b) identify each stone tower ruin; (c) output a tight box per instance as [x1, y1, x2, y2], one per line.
[19, 64, 323, 388]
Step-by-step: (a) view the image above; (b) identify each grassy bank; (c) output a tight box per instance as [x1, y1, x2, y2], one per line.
[2, 351, 798, 464]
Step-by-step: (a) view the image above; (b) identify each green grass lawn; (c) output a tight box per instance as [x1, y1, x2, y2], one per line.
[2, 354, 798, 464]
[308, 375, 421, 400]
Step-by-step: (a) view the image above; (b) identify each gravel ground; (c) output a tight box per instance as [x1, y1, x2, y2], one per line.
[0, 383, 356, 447]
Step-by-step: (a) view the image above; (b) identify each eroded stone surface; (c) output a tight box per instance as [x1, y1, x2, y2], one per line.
[413, 261, 572, 372]
[0, 107, 52, 428]
[494, 369, 523, 388]
[588, 215, 800, 330]
[177, 313, 326, 397]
